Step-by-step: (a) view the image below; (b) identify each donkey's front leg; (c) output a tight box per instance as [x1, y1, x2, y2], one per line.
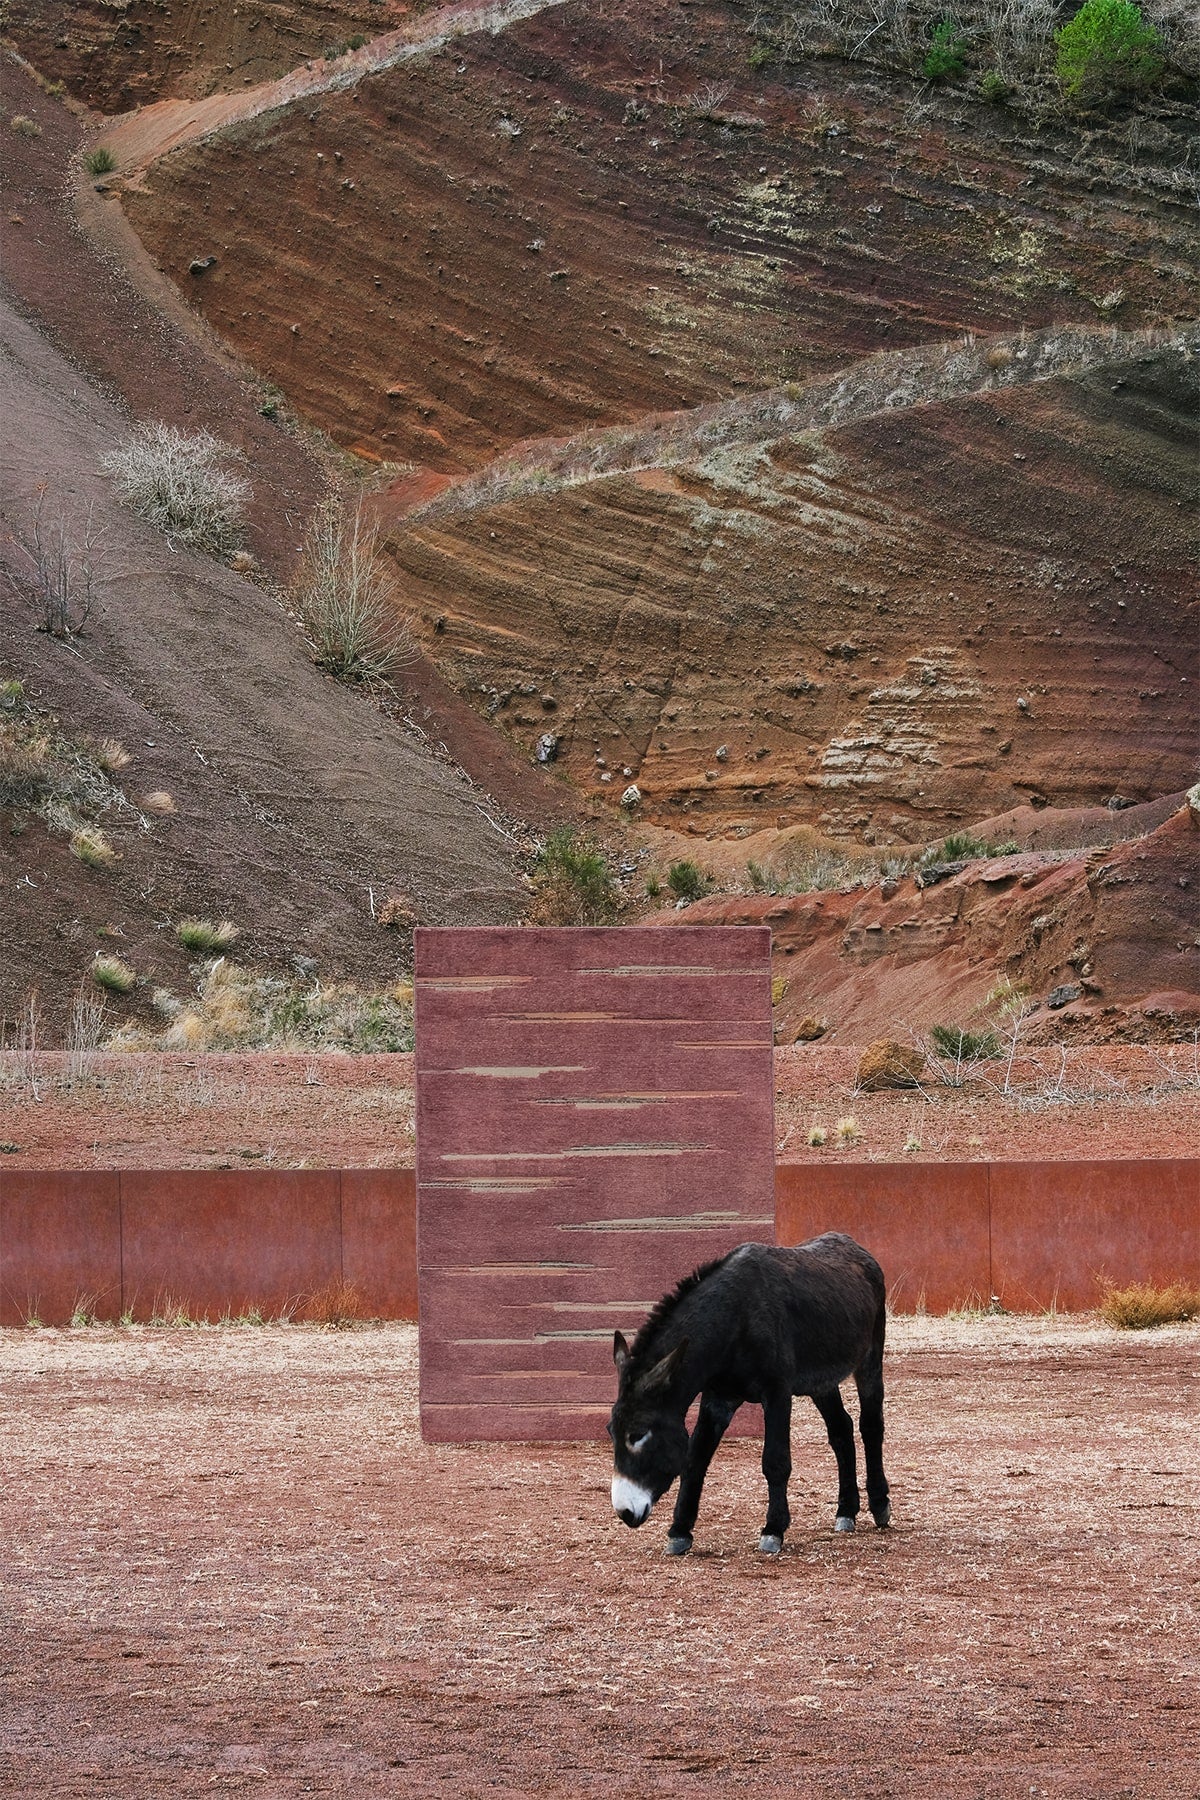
[758, 1392, 793, 1554]
[666, 1393, 737, 1556]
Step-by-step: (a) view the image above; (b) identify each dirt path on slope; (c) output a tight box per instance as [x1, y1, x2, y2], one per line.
[1, 1317, 1197, 1796]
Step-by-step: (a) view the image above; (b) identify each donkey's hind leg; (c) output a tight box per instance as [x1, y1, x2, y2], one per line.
[758, 1391, 793, 1555]
[812, 1389, 860, 1532]
[854, 1353, 891, 1529]
[666, 1393, 737, 1556]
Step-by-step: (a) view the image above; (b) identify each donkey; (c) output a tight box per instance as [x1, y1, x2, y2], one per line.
[608, 1234, 890, 1555]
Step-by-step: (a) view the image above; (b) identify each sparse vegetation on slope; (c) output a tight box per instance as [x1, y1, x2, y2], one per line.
[291, 494, 412, 684]
[101, 423, 249, 556]
[526, 831, 620, 926]
[118, 960, 415, 1053]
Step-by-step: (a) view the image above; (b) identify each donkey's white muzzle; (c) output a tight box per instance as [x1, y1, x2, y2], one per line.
[612, 1475, 653, 1527]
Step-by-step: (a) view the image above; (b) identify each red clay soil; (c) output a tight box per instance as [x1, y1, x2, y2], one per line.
[114, 0, 1197, 475]
[664, 803, 1200, 1047]
[1, 1316, 1197, 1796]
[4, 0, 435, 111]
[3, 1042, 1199, 1168]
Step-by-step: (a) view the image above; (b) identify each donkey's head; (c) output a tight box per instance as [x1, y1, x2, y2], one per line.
[607, 1331, 690, 1527]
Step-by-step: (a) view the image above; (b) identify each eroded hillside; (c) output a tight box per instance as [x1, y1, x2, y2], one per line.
[3, 0, 1197, 1040]
[388, 330, 1196, 839]
[112, 0, 1195, 473]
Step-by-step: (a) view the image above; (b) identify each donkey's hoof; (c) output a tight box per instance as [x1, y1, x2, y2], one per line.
[665, 1534, 693, 1558]
[834, 1515, 857, 1533]
[872, 1502, 892, 1529]
[758, 1533, 783, 1556]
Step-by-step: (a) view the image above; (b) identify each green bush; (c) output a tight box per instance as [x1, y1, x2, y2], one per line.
[1054, 0, 1165, 102]
[923, 17, 968, 80]
[83, 146, 116, 175]
[930, 1024, 1001, 1063]
[667, 859, 709, 903]
[528, 830, 619, 925]
[978, 69, 1008, 102]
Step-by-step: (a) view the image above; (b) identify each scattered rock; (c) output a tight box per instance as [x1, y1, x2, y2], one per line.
[0, 1142, 20, 1154]
[188, 255, 217, 277]
[857, 1038, 925, 1091]
[1046, 982, 1082, 1009]
[620, 784, 641, 809]
[534, 734, 558, 764]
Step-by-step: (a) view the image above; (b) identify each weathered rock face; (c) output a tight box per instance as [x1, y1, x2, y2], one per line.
[387, 344, 1197, 842]
[654, 804, 1200, 1045]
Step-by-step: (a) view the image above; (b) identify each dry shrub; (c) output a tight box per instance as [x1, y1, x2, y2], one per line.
[6, 486, 105, 639]
[292, 494, 411, 683]
[101, 423, 249, 556]
[111, 960, 414, 1053]
[141, 790, 177, 814]
[1098, 1282, 1200, 1328]
[302, 1279, 367, 1327]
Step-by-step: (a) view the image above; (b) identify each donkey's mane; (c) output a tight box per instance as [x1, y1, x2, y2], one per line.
[629, 1253, 731, 1371]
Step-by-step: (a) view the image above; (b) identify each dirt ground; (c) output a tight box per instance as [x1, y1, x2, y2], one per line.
[2, 1043, 1199, 1167]
[1, 1315, 1196, 1797]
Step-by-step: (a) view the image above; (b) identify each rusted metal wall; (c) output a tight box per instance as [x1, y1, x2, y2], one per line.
[0, 1169, 417, 1326]
[776, 1159, 1199, 1313]
[1, 1160, 1195, 1336]
[414, 927, 776, 1443]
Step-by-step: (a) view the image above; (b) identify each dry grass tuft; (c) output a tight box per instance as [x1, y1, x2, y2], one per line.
[302, 1280, 368, 1328]
[835, 1114, 862, 1144]
[90, 736, 131, 773]
[110, 959, 414, 1053]
[71, 826, 120, 869]
[1098, 1282, 1200, 1329]
[92, 954, 136, 994]
[141, 790, 177, 815]
[176, 917, 240, 954]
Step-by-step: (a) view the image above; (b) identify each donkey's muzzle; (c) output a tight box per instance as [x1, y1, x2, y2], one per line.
[611, 1475, 653, 1527]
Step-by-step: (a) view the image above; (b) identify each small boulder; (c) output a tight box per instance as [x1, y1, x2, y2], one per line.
[856, 1038, 925, 1091]
[1046, 982, 1082, 1010]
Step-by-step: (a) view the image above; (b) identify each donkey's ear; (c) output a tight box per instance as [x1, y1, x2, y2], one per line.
[642, 1337, 688, 1394]
[613, 1330, 631, 1373]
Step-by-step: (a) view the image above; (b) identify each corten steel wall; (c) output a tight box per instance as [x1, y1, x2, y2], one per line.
[776, 1160, 1199, 1313]
[414, 927, 776, 1443]
[0, 1169, 417, 1325]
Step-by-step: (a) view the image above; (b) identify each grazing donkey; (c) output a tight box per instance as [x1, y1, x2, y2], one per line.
[608, 1234, 890, 1555]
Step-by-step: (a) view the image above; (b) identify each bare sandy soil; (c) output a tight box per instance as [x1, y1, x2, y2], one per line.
[1, 1043, 1198, 1168]
[1, 1316, 1196, 1796]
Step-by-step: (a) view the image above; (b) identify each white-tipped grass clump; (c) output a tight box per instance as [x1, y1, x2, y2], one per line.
[292, 494, 412, 683]
[176, 917, 240, 954]
[808, 1124, 827, 1147]
[70, 825, 120, 869]
[101, 423, 250, 556]
[92, 953, 136, 994]
[835, 1114, 861, 1145]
